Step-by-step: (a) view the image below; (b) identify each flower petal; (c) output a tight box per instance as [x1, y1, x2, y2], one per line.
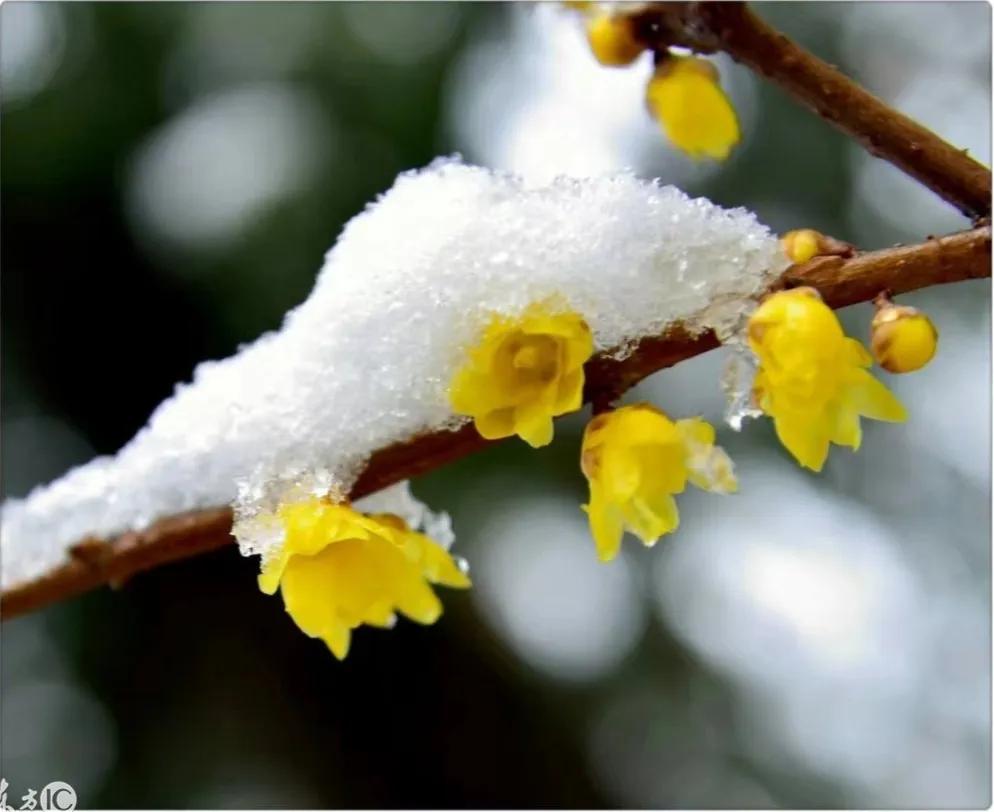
[514, 402, 555, 447]
[622, 492, 679, 545]
[676, 416, 716, 447]
[847, 369, 908, 422]
[475, 408, 516, 440]
[844, 337, 873, 368]
[564, 325, 594, 370]
[601, 444, 642, 501]
[554, 367, 585, 414]
[394, 579, 444, 625]
[685, 445, 738, 493]
[774, 413, 830, 472]
[322, 622, 352, 660]
[418, 535, 472, 589]
[584, 484, 625, 562]
[258, 553, 288, 594]
[830, 403, 862, 450]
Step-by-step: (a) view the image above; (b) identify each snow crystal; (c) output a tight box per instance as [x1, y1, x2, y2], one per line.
[1, 158, 787, 589]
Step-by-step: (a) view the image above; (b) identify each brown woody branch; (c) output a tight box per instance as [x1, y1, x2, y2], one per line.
[631, 3, 992, 218]
[3, 226, 989, 620]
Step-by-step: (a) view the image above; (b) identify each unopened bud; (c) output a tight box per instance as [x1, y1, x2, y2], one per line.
[780, 229, 855, 264]
[644, 55, 739, 160]
[870, 296, 938, 374]
[585, 13, 644, 67]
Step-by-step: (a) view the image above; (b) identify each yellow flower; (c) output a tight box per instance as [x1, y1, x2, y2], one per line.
[580, 403, 736, 562]
[748, 287, 907, 472]
[585, 13, 644, 67]
[259, 499, 470, 659]
[870, 298, 938, 374]
[449, 304, 594, 448]
[645, 55, 740, 160]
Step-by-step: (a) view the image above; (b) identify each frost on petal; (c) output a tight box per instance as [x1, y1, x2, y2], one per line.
[0, 159, 785, 588]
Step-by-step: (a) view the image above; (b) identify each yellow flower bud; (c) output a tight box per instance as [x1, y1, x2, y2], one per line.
[781, 229, 821, 264]
[870, 298, 938, 374]
[645, 55, 740, 160]
[585, 13, 644, 67]
[780, 229, 855, 264]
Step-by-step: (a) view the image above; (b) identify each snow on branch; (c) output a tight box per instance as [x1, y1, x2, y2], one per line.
[2, 221, 989, 620]
[1, 159, 786, 598]
[2, 2, 992, 620]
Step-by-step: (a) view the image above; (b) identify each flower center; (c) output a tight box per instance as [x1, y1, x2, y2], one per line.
[512, 345, 541, 370]
[506, 336, 559, 384]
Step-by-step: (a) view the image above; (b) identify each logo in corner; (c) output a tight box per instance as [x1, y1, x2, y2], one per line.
[39, 783, 76, 812]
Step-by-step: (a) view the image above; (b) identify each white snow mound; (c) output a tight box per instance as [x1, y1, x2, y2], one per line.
[1, 158, 787, 589]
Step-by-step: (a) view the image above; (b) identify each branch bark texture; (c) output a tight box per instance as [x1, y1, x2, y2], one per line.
[3, 226, 989, 620]
[632, 2, 992, 218]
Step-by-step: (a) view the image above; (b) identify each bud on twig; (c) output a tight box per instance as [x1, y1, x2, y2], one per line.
[870, 292, 938, 374]
[585, 13, 645, 66]
[780, 229, 855, 264]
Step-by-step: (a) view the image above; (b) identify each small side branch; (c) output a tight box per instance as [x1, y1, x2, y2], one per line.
[633, 2, 992, 218]
[2, 225, 988, 620]
[785, 226, 992, 305]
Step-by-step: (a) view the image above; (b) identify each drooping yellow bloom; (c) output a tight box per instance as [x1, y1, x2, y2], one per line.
[259, 499, 470, 659]
[870, 298, 938, 374]
[585, 13, 644, 67]
[449, 304, 594, 448]
[580, 403, 737, 562]
[645, 55, 740, 160]
[748, 287, 907, 472]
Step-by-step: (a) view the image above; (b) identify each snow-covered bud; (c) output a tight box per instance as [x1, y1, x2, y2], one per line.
[870, 295, 938, 374]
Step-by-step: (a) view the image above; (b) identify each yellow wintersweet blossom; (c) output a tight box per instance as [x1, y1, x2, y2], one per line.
[259, 499, 470, 659]
[645, 55, 740, 160]
[449, 304, 594, 448]
[580, 403, 736, 562]
[748, 287, 907, 472]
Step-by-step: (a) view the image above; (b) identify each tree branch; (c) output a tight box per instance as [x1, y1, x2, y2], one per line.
[631, 3, 992, 218]
[3, 225, 989, 620]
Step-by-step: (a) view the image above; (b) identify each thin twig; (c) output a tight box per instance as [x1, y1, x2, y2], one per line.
[3, 225, 989, 620]
[631, 2, 992, 218]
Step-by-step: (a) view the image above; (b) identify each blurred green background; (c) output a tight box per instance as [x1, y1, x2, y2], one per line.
[1, 2, 990, 808]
